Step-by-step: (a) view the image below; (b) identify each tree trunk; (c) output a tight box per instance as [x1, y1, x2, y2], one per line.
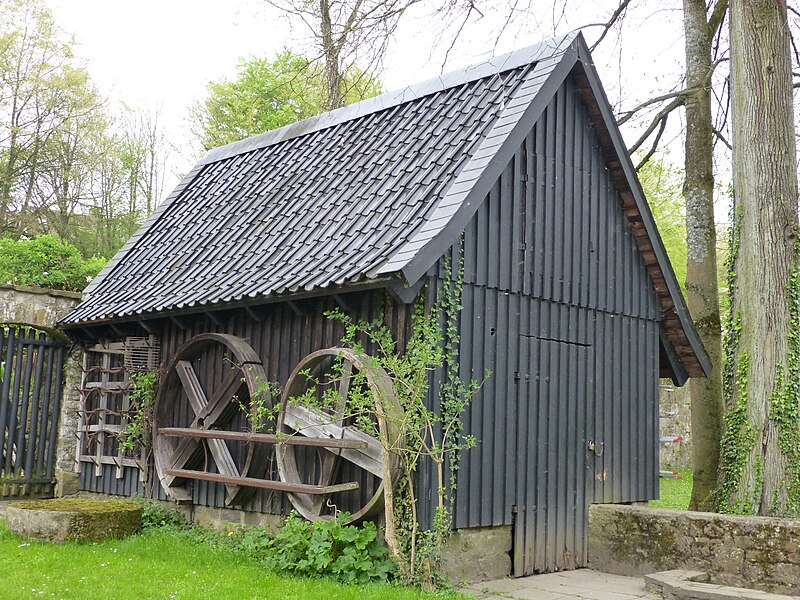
[721, 0, 799, 515]
[319, 0, 343, 110]
[682, 0, 725, 511]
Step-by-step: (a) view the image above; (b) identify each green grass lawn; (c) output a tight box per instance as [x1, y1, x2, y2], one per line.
[649, 469, 693, 510]
[0, 523, 465, 600]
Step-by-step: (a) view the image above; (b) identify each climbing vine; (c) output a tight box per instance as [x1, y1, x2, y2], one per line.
[120, 370, 158, 468]
[313, 239, 483, 588]
[717, 205, 800, 516]
[716, 206, 758, 513]
[768, 261, 800, 515]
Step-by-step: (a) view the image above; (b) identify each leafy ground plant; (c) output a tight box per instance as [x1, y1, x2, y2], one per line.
[0, 521, 466, 600]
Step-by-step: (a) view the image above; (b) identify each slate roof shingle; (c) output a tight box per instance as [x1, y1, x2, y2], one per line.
[60, 32, 710, 380]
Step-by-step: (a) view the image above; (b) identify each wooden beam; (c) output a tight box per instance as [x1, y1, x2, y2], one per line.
[169, 315, 189, 330]
[164, 468, 360, 495]
[205, 311, 224, 327]
[159, 427, 368, 449]
[138, 319, 159, 335]
[244, 306, 263, 322]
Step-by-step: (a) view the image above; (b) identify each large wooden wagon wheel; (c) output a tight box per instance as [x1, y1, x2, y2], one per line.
[153, 333, 270, 505]
[276, 347, 403, 524]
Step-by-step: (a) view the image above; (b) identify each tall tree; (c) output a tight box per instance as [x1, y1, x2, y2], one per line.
[267, 0, 417, 110]
[192, 50, 380, 150]
[718, 0, 799, 515]
[682, 0, 727, 511]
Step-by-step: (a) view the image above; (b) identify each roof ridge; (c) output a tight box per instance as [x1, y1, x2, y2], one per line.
[198, 31, 579, 167]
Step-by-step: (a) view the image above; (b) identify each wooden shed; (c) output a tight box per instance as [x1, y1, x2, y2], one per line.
[60, 32, 708, 577]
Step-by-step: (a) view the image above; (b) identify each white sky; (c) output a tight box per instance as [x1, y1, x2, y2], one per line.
[44, 0, 690, 200]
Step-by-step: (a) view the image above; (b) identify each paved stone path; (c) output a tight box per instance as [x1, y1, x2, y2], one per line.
[462, 569, 661, 600]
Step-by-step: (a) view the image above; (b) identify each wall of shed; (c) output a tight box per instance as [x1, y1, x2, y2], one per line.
[419, 75, 662, 575]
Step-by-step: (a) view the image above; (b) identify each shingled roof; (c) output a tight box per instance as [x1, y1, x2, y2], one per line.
[61, 32, 710, 379]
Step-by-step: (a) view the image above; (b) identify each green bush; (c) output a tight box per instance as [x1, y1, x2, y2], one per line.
[0, 234, 106, 292]
[261, 513, 396, 584]
[129, 497, 187, 529]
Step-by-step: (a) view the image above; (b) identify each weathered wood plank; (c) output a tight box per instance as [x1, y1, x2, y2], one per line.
[164, 468, 360, 495]
[158, 427, 367, 449]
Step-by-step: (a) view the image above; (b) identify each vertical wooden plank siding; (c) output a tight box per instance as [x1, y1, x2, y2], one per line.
[442, 75, 662, 574]
[0, 326, 67, 497]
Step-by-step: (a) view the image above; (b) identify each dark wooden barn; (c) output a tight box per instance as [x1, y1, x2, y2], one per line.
[60, 32, 708, 577]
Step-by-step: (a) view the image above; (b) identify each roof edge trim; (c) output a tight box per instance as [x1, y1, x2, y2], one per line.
[381, 39, 580, 286]
[60, 164, 207, 325]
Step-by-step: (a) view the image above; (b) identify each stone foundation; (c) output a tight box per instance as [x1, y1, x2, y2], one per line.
[7, 498, 141, 543]
[588, 504, 800, 595]
[443, 525, 512, 585]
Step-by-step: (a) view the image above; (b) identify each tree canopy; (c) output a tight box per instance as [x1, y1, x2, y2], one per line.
[191, 50, 381, 151]
[0, 234, 105, 292]
[0, 0, 168, 262]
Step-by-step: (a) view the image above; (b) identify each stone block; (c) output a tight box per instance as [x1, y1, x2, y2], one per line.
[7, 498, 141, 543]
[443, 525, 512, 585]
[55, 471, 79, 497]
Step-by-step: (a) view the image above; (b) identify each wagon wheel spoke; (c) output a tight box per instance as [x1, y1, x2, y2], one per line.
[277, 347, 402, 524]
[282, 404, 384, 478]
[310, 359, 353, 515]
[165, 367, 244, 477]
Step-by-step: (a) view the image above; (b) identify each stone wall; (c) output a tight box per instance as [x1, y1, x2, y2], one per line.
[0, 283, 82, 329]
[1, 284, 83, 495]
[659, 379, 691, 470]
[588, 503, 800, 595]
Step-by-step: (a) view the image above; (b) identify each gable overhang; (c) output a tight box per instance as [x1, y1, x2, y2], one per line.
[382, 32, 710, 381]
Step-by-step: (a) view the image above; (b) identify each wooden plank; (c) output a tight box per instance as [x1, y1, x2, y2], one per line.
[158, 427, 367, 449]
[283, 404, 384, 477]
[175, 361, 207, 415]
[164, 468, 360, 495]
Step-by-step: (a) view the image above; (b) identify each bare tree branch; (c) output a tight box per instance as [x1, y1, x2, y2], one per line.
[587, 0, 633, 52]
[634, 113, 668, 171]
[628, 95, 684, 155]
[617, 89, 687, 125]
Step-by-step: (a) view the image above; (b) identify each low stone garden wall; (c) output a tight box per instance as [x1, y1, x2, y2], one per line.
[588, 504, 800, 596]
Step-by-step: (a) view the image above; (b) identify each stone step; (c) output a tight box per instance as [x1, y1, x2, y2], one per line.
[645, 570, 799, 600]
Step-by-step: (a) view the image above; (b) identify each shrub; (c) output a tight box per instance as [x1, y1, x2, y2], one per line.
[262, 513, 396, 584]
[0, 234, 106, 292]
[129, 497, 187, 529]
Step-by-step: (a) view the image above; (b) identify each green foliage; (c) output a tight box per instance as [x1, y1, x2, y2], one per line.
[261, 513, 396, 584]
[120, 370, 158, 460]
[323, 243, 482, 588]
[0, 522, 461, 600]
[0, 1, 166, 256]
[236, 376, 281, 433]
[192, 49, 381, 150]
[763, 262, 800, 515]
[638, 157, 687, 291]
[0, 234, 105, 291]
[129, 496, 187, 530]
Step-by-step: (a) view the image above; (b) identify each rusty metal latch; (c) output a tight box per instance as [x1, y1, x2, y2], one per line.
[586, 440, 604, 456]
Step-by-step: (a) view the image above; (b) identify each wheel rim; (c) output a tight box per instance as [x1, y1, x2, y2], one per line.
[276, 347, 403, 524]
[153, 333, 270, 505]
